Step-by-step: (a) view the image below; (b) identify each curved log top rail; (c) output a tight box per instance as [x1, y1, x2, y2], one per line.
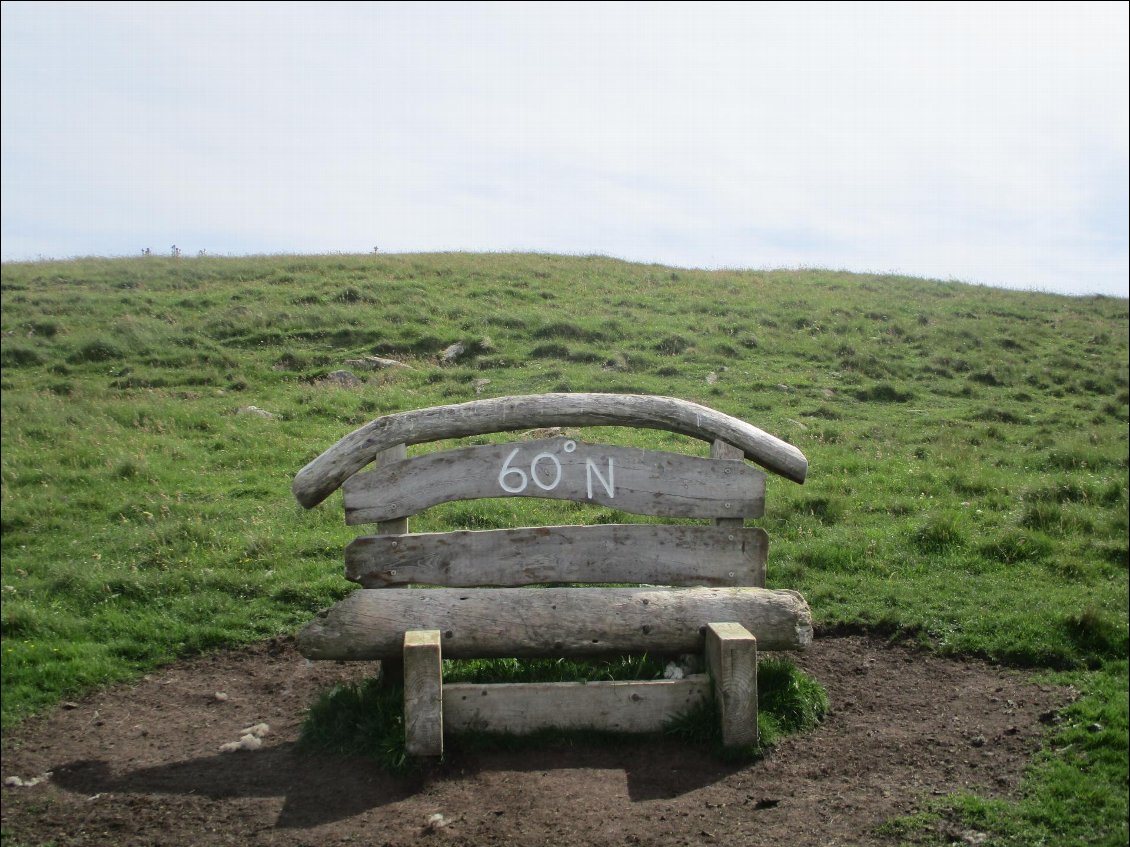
[292, 393, 808, 508]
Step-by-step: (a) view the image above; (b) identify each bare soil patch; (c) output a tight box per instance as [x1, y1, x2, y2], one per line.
[1, 635, 1067, 846]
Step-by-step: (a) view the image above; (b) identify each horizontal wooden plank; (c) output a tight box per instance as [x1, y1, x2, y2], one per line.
[343, 437, 765, 522]
[292, 393, 808, 508]
[444, 676, 711, 735]
[346, 524, 767, 588]
[297, 586, 812, 660]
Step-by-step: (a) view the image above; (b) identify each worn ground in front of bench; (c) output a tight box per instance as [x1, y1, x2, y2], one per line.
[1, 635, 1068, 847]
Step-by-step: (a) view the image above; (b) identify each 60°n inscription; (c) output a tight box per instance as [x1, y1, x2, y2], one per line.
[343, 435, 766, 524]
[497, 440, 615, 500]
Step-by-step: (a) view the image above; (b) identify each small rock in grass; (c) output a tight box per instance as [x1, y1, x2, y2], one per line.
[219, 734, 263, 753]
[238, 733, 263, 750]
[677, 653, 703, 674]
[212, 692, 229, 703]
[440, 342, 466, 364]
[219, 723, 269, 752]
[323, 370, 362, 388]
[4, 772, 51, 788]
[343, 356, 408, 371]
[425, 813, 448, 831]
[236, 405, 275, 419]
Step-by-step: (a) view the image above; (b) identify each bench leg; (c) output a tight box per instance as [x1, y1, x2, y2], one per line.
[403, 629, 444, 756]
[705, 622, 758, 748]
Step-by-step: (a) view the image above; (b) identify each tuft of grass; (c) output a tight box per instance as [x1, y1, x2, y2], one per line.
[1061, 609, 1129, 664]
[913, 514, 967, 553]
[1, 345, 45, 367]
[653, 334, 691, 355]
[66, 339, 126, 364]
[792, 496, 845, 524]
[978, 531, 1054, 564]
[442, 654, 667, 684]
[753, 657, 830, 740]
[853, 383, 914, 402]
[298, 671, 412, 772]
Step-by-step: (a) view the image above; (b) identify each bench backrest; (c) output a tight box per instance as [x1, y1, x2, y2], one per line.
[294, 393, 807, 598]
[294, 394, 812, 752]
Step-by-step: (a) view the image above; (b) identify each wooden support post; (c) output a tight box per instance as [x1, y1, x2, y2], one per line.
[711, 439, 765, 587]
[375, 444, 408, 685]
[711, 439, 746, 532]
[403, 629, 443, 757]
[705, 622, 758, 748]
[374, 443, 409, 535]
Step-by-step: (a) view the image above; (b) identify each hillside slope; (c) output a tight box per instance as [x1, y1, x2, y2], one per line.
[2, 252, 1127, 842]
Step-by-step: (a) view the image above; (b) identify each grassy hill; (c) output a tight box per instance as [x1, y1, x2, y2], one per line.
[1, 253, 1127, 844]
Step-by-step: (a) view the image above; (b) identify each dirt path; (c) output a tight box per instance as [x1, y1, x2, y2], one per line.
[1, 635, 1067, 846]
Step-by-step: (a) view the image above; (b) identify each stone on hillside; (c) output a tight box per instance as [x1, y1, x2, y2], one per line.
[343, 356, 407, 371]
[323, 370, 362, 388]
[440, 342, 466, 364]
[705, 372, 719, 385]
[237, 405, 276, 419]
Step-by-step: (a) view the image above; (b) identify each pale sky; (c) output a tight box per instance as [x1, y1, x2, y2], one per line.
[2, 1, 1127, 297]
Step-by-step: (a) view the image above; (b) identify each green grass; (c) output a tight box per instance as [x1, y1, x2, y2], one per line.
[2, 252, 1127, 843]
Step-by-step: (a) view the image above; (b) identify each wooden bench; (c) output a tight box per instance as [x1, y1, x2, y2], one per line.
[293, 393, 812, 756]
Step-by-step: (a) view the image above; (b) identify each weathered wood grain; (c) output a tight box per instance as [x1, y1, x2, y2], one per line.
[373, 444, 409, 536]
[443, 677, 711, 735]
[706, 622, 758, 747]
[711, 440, 747, 531]
[373, 445, 410, 683]
[345, 524, 767, 588]
[403, 630, 443, 756]
[296, 587, 812, 660]
[293, 393, 808, 508]
[342, 437, 765, 522]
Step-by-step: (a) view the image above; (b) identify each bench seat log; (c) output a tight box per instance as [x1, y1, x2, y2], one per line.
[343, 437, 766, 523]
[346, 525, 768, 588]
[297, 587, 812, 660]
[293, 393, 808, 508]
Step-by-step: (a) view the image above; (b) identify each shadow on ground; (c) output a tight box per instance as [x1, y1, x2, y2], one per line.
[51, 738, 741, 828]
